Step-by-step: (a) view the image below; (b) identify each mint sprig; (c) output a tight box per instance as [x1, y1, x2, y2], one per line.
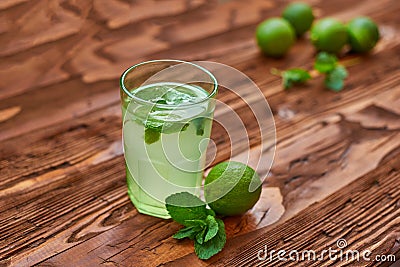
[165, 192, 209, 225]
[173, 226, 200, 240]
[273, 52, 348, 91]
[194, 217, 226, 260]
[271, 68, 311, 89]
[314, 52, 348, 91]
[324, 65, 348, 91]
[165, 192, 226, 260]
[314, 52, 338, 73]
[282, 68, 312, 89]
[204, 215, 219, 242]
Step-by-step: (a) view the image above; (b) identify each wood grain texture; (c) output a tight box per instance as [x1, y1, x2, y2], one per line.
[172, 150, 400, 266]
[0, 0, 399, 266]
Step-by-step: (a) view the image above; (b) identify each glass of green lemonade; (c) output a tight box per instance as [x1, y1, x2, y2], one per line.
[120, 60, 218, 219]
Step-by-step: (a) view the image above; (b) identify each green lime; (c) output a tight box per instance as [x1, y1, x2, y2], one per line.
[347, 16, 380, 53]
[204, 161, 262, 216]
[282, 2, 314, 36]
[311, 18, 348, 54]
[256, 17, 296, 57]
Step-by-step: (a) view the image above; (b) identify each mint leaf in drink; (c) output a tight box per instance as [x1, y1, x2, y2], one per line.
[281, 68, 311, 89]
[165, 192, 208, 226]
[131, 82, 210, 139]
[144, 128, 160, 144]
[144, 109, 191, 135]
[192, 117, 205, 136]
[144, 117, 163, 130]
[194, 218, 226, 260]
[181, 123, 189, 132]
[324, 65, 348, 91]
[314, 52, 338, 73]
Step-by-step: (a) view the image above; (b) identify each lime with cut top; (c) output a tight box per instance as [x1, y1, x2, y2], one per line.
[311, 18, 348, 54]
[256, 17, 296, 57]
[282, 2, 314, 36]
[347, 16, 380, 53]
[204, 161, 262, 216]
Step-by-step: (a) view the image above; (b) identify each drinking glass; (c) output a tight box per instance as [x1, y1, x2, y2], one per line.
[120, 60, 218, 218]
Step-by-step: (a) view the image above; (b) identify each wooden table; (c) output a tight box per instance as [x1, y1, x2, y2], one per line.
[1, 0, 399, 266]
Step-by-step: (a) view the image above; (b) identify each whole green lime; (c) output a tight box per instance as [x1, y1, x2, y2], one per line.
[256, 17, 296, 57]
[347, 16, 380, 53]
[204, 161, 262, 216]
[311, 18, 348, 54]
[282, 2, 314, 36]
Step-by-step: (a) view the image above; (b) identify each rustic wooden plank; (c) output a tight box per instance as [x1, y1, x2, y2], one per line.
[0, 156, 132, 266]
[0, 0, 274, 100]
[0, 106, 121, 191]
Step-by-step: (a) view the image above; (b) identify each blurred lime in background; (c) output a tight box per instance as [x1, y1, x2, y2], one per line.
[256, 17, 296, 57]
[282, 2, 314, 36]
[311, 18, 348, 54]
[347, 17, 380, 53]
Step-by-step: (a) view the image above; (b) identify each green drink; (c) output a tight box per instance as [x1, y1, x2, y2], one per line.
[120, 61, 217, 218]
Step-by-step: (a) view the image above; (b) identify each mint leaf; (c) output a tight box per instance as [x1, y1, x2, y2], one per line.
[145, 115, 188, 135]
[143, 113, 165, 131]
[324, 65, 348, 91]
[204, 215, 219, 242]
[144, 128, 160, 144]
[196, 227, 207, 244]
[140, 105, 191, 137]
[144, 118, 189, 145]
[173, 226, 199, 240]
[166, 193, 227, 260]
[190, 215, 219, 245]
[281, 68, 311, 89]
[181, 123, 189, 132]
[314, 52, 338, 73]
[314, 52, 348, 91]
[194, 218, 226, 260]
[334, 65, 348, 78]
[184, 219, 207, 227]
[206, 209, 216, 217]
[192, 117, 205, 136]
[165, 192, 208, 226]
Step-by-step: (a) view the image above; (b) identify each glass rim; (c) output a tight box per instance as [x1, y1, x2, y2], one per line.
[120, 59, 218, 108]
